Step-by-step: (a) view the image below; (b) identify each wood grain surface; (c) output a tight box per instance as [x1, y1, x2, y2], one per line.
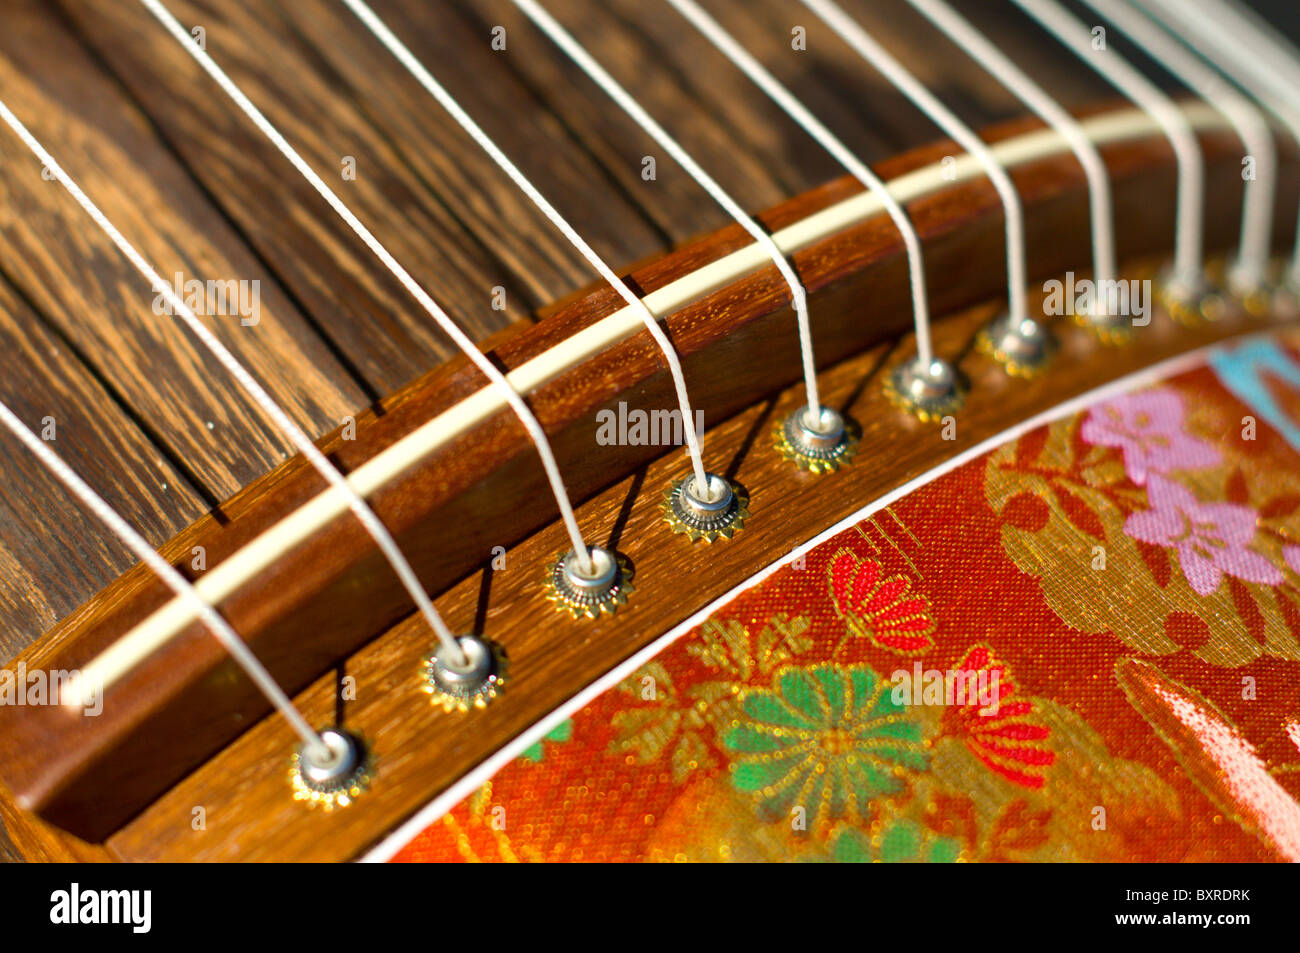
[0, 0, 1105, 662]
[4, 108, 1290, 842]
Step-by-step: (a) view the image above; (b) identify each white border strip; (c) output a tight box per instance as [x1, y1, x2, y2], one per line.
[360, 330, 1263, 862]
[80, 104, 1232, 694]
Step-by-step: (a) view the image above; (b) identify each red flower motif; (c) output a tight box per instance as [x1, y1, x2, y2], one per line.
[942, 645, 1055, 789]
[828, 551, 936, 654]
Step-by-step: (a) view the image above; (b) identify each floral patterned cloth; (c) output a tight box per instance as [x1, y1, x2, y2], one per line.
[393, 337, 1300, 862]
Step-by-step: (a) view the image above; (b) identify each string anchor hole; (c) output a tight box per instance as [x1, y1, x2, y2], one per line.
[1158, 263, 1231, 327]
[289, 728, 371, 811]
[1227, 257, 1297, 319]
[545, 545, 634, 619]
[977, 312, 1057, 378]
[663, 473, 748, 542]
[421, 634, 506, 712]
[884, 356, 967, 422]
[775, 405, 858, 473]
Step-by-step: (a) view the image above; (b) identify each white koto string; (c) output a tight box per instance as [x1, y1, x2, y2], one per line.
[0, 399, 326, 755]
[1084, 0, 1274, 290]
[664, 0, 938, 368]
[906, 0, 1117, 289]
[339, 0, 713, 499]
[0, 93, 468, 669]
[803, 0, 1029, 332]
[1136, 0, 1300, 285]
[139, 0, 596, 580]
[1012, 0, 1205, 290]
[1207, 0, 1300, 96]
[511, 0, 823, 421]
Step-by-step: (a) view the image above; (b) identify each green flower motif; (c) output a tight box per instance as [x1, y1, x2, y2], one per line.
[520, 718, 573, 764]
[723, 664, 929, 828]
[831, 823, 960, 863]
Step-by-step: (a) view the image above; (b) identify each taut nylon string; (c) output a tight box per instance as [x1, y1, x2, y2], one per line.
[0, 395, 326, 756]
[1084, 0, 1275, 293]
[802, 0, 1032, 336]
[1012, 0, 1207, 292]
[139, 0, 599, 579]
[1187, 0, 1300, 101]
[906, 0, 1119, 292]
[339, 0, 716, 500]
[511, 0, 825, 423]
[664, 0, 938, 369]
[57, 105, 1234, 701]
[1137, 0, 1300, 287]
[0, 93, 468, 667]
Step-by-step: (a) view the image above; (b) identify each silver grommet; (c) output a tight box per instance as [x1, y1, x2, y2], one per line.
[289, 727, 371, 810]
[1074, 301, 1134, 344]
[774, 405, 858, 473]
[883, 356, 967, 422]
[1228, 258, 1295, 318]
[544, 545, 633, 618]
[977, 313, 1057, 377]
[663, 472, 748, 542]
[1158, 264, 1229, 325]
[420, 633, 505, 712]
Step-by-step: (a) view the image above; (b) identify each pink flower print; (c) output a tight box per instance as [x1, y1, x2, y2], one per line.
[1285, 545, 1300, 577]
[1125, 476, 1283, 596]
[1080, 389, 1220, 485]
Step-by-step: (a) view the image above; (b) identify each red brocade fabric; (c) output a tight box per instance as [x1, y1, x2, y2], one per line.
[394, 344, 1300, 862]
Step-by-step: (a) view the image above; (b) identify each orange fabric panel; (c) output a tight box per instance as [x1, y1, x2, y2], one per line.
[395, 350, 1300, 862]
